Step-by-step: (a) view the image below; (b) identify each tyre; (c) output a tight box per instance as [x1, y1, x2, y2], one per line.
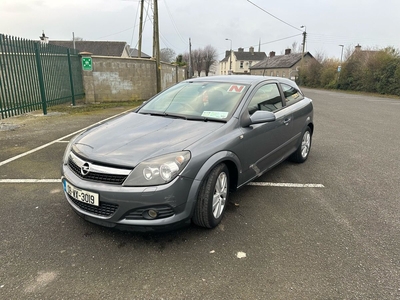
[193, 163, 229, 228]
[290, 126, 312, 163]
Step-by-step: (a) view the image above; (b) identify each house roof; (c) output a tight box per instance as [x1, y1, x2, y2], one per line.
[129, 48, 151, 58]
[235, 51, 267, 61]
[220, 50, 267, 62]
[48, 40, 128, 57]
[250, 52, 313, 69]
[349, 49, 379, 61]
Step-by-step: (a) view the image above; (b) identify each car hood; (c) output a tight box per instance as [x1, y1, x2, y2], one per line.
[72, 112, 223, 167]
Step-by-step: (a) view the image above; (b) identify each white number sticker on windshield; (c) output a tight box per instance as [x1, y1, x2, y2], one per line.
[202, 111, 228, 119]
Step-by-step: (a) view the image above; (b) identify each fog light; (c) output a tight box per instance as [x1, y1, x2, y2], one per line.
[148, 209, 158, 219]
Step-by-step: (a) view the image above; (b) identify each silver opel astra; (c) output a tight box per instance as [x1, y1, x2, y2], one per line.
[61, 75, 314, 231]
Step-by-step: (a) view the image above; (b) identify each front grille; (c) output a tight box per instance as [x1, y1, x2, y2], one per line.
[68, 158, 128, 185]
[68, 195, 118, 217]
[124, 205, 175, 220]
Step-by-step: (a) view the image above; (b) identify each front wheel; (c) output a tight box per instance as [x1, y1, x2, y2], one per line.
[289, 126, 312, 163]
[193, 164, 229, 229]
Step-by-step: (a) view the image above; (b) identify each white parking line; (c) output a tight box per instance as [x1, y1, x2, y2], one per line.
[0, 179, 324, 187]
[0, 109, 133, 167]
[0, 179, 61, 183]
[248, 182, 325, 188]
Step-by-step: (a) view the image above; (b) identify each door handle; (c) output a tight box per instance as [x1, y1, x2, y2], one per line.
[283, 118, 291, 125]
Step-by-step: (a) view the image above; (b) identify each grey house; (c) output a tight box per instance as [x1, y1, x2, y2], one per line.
[250, 49, 315, 79]
[48, 41, 131, 57]
[129, 48, 151, 59]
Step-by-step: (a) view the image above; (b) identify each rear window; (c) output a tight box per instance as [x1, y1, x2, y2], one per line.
[281, 83, 304, 104]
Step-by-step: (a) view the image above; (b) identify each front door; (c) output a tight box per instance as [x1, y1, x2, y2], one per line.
[236, 82, 294, 184]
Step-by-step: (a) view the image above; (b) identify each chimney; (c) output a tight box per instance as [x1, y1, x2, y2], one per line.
[285, 48, 291, 55]
[355, 44, 361, 51]
[249, 46, 254, 54]
[238, 47, 244, 52]
[225, 50, 231, 57]
[269, 51, 275, 57]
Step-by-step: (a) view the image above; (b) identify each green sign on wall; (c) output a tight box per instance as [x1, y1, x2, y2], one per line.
[82, 57, 92, 71]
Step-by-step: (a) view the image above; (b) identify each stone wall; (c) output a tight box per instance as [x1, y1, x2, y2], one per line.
[81, 54, 186, 103]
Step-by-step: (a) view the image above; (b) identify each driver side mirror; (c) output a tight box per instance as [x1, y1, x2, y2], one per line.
[249, 110, 276, 124]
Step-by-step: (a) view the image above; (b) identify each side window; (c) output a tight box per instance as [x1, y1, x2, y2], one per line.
[281, 83, 304, 104]
[247, 83, 283, 115]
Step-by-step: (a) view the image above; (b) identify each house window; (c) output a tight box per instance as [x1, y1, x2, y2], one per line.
[240, 61, 244, 69]
[282, 71, 286, 77]
[270, 71, 274, 76]
[249, 61, 252, 68]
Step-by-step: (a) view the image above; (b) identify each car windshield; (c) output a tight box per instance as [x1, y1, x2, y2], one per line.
[138, 81, 249, 121]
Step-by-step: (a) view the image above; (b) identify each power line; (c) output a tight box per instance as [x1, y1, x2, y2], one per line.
[133, 0, 151, 49]
[96, 26, 136, 40]
[129, 0, 141, 46]
[163, 0, 187, 45]
[147, 4, 177, 50]
[217, 33, 303, 57]
[246, 0, 302, 32]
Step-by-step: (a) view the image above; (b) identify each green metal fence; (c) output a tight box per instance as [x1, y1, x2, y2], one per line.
[0, 34, 84, 119]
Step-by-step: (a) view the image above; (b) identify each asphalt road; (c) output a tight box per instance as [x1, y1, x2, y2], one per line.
[0, 90, 399, 299]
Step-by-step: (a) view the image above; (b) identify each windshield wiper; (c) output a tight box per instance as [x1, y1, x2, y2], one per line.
[139, 111, 226, 123]
[140, 111, 187, 120]
[185, 116, 227, 123]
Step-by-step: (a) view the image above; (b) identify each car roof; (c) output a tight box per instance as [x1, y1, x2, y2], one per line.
[184, 75, 298, 87]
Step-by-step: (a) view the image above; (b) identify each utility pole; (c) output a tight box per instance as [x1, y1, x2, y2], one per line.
[188, 38, 192, 78]
[153, 0, 161, 92]
[302, 31, 306, 55]
[300, 26, 307, 85]
[225, 38, 232, 75]
[138, 0, 144, 58]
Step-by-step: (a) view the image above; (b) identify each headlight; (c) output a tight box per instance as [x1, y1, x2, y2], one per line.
[62, 133, 82, 165]
[123, 151, 191, 186]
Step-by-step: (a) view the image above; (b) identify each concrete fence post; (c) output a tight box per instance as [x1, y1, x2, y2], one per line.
[79, 52, 95, 103]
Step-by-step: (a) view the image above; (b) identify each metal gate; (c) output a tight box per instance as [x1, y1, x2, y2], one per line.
[0, 34, 84, 119]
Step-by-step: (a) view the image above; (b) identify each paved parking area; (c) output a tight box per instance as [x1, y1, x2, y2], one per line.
[1, 90, 400, 299]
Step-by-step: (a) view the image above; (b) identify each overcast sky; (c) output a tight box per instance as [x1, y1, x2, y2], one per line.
[1, 0, 399, 61]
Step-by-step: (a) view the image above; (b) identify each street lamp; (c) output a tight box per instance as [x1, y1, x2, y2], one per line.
[338, 44, 344, 81]
[225, 38, 232, 74]
[339, 44, 344, 63]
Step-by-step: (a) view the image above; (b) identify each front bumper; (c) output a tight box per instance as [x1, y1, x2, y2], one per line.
[61, 165, 201, 231]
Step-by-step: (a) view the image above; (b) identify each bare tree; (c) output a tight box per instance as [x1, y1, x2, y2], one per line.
[313, 50, 326, 64]
[343, 44, 355, 61]
[160, 48, 176, 63]
[203, 45, 218, 76]
[290, 41, 301, 53]
[192, 49, 203, 77]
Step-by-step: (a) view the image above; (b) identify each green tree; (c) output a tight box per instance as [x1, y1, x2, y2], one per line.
[174, 54, 186, 67]
[320, 58, 340, 89]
